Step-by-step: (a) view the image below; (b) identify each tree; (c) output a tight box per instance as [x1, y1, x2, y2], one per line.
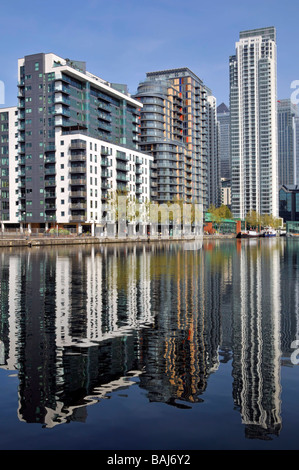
[208, 204, 233, 231]
[245, 210, 260, 229]
[260, 213, 282, 230]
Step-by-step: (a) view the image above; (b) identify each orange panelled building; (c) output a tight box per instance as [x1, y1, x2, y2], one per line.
[135, 68, 220, 211]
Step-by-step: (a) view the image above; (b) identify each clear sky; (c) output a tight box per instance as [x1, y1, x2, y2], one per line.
[0, 0, 298, 107]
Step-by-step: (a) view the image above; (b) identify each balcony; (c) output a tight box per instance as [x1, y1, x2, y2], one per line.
[45, 215, 56, 221]
[45, 180, 56, 187]
[101, 169, 109, 178]
[69, 215, 86, 222]
[45, 204, 56, 210]
[70, 153, 86, 162]
[45, 168, 56, 175]
[101, 147, 111, 156]
[45, 156, 56, 164]
[98, 121, 111, 132]
[97, 100, 110, 111]
[54, 96, 71, 106]
[45, 144, 56, 152]
[70, 203, 86, 210]
[70, 191, 86, 198]
[116, 173, 129, 182]
[45, 192, 56, 199]
[54, 84, 70, 94]
[98, 112, 112, 122]
[55, 106, 71, 117]
[101, 158, 110, 167]
[116, 162, 128, 172]
[70, 179, 86, 185]
[70, 166, 86, 174]
[70, 141, 86, 150]
[116, 151, 129, 162]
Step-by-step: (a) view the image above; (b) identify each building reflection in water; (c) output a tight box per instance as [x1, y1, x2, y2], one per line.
[232, 239, 282, 440]
[0, 238, 295, 439]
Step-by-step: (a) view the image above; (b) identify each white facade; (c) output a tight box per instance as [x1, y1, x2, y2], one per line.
[230, 27, 278, 219]
[54, 131, 152, 229]
[0, 107, 19, 225]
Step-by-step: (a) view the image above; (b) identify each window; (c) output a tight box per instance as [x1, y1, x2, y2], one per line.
[61, 211, 65, 216]
[61, 200, 65, 205]
[61, 176, 64, 181]
[35, 62, 39, 71]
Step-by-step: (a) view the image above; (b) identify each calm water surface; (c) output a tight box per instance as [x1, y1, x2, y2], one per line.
[0, 238, 299, 450]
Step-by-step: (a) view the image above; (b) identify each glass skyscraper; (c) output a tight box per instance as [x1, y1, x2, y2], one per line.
[277, 99, 298, 187]
[217, 103, 230, 180]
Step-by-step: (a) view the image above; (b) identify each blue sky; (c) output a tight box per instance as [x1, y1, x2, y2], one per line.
[0, 0, 298, 107]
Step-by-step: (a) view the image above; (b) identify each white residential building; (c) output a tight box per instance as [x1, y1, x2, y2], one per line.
[230, 27, 278, 219]
[0, 107, 19, 227]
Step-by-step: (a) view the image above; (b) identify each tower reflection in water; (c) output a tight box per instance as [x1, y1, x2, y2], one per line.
[0, 239, 293, 440]
[232, 239, 282, 439]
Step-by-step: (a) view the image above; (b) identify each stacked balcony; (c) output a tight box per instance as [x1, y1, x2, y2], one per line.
[69, 140, 87, 222]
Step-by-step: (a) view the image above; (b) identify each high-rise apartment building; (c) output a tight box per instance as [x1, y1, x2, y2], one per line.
[230, 27, 278, 219]
[296, 117, 299, 186]
[206, 91, 221, 208]
[135, 68, 219, 210]
[14, 53, 152, 233]
[134, 76, 185, 203]
[217, 103, 230, 180]
[277, 99, 298, 186]
[0, 107, 19, 226]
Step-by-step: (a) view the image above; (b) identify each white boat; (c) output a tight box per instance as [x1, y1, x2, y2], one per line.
[236, 230, 261, 239]
[263, 227, 277, 237]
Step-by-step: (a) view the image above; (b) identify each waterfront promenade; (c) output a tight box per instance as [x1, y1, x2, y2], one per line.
[0, 233, 236, 247]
